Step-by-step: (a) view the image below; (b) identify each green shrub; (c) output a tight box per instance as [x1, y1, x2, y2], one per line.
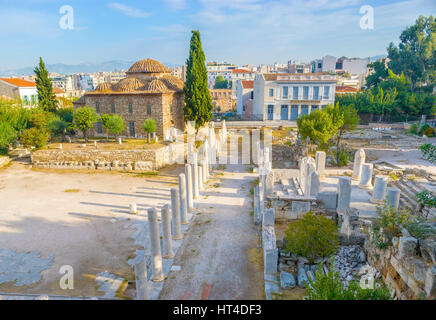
[48, 118, 68, 139]
[72, 106, 98, 142]
[305, 263, 392, 300]
[405, 220, 436, 240]
[419, 143, 436, 163]
[285, 212, 338, 262]
[408, 123, 419, 135]
[0, 122, 18, 154]
[142, 118, 156, 143]
[20, 127, 49, 149]
[421, 125, 436, 137]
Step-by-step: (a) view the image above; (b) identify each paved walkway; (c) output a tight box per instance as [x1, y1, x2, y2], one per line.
[159, 166, 264, 300]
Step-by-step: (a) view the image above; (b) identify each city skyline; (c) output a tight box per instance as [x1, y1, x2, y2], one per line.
[0, 0, 434, 71]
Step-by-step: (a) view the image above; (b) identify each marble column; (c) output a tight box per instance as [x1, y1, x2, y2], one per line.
[352, 149, 366, 181]
[358, 163, 373, 189]
[386, 188, 400, 210]
[337, 177, 352, 213]
[147, 207, 164, 282]
[170, 188, 183, 240]
[201, 160, 207, 184]
[304, 161, 316, 197]
[134, 258, 149, 300]
[129, 203, 138, 215]
[370, 175, 388, 204]
[192, 153, 199, 199]
[161, 204, 174, 259]
[299, 157, 308, 191]
[198, 164, 204, 191]
[178, 173, 188, 225]
[309, 171, 320, 198]
[315, 151, 326, 179]
[185, 164, 194, 211]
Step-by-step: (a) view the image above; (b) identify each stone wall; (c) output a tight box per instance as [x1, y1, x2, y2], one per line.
[30, 142, 185, 171]
[365, 233, 436, 299]
[0, 156, 10, 168]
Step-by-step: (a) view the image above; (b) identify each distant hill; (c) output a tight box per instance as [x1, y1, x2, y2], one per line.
[370, 54, 387, 62]
[0, 60, 182, 76]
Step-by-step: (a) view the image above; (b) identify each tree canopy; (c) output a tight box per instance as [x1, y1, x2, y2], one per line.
[184, 30, 213, 129]
[34, 57, 58, 112]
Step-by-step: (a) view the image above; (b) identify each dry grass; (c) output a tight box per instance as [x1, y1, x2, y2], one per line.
[64, 189, 80, 193]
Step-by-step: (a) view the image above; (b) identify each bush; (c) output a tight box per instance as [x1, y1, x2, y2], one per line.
[48, 119, 68, 140]
[420, 143, 436, 163]
[305, 263, 392, 300]
[73, 106, 98, 142]
[421, 125, 436, 137]
[106, 115, 126, 140]
[285, 212, 338, 262]
[371, 205, 412, 249]
[142, 118, 157, 143]
[408, 123, 419, 135]
[0, 122, 18, 154]
[330, 149, 349, 167]
[20, 127, 50, 149]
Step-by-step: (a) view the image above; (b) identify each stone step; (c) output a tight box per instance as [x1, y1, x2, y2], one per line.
[398, 180, 421, 207]
[408, 180, 426, 194]
[392, 181, 418, 211]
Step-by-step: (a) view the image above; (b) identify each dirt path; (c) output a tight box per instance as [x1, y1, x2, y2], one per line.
[159, 166, 265, 300]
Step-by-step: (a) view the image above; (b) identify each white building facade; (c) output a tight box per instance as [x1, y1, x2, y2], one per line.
[253, 73, 337, 121]
[0, 78, 38, 107]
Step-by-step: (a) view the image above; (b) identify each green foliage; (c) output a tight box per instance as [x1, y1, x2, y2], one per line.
[366, 59, 389, 89]
[416, 190, 436, 208]
[285, 212, 338, 262]
[405, 219, 436, 240]
[0, 98, 31, 132]
[48, 118, 67, 138]
[106, 115, 125, 139]
[409, 123, 419, 134]
[0, 122, 18, 154]
[34, 57, 57, 112]
[214, 75, 229, 89]
[419, 124, 436, 137]
[305, 263, 392, 300]
[387, 15, 436, 91]
[57, 107, 74, 124]
[330, 148, 349, 167]
[142, 118, 157, 134]
[142, 118, 157, 143]
[72, 106, 98, 142]
[297, 104, 343, 148]
[19, 127, 49, 149]
[420, 143, 436, 163]
[184, 30, 213, 129]
[29, 109, 56, 129]
[371, 205, 412, 249]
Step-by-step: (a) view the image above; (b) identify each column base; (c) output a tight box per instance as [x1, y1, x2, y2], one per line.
[151, 274, 164, 282]
[172, 235, 183, 240]
[358, 184, 373, 190]
[369, 197, 384, 204]
[163, 253, 175, 259]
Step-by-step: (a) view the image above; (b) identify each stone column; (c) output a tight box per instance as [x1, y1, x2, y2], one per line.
[185, 164, 194, 211]
[147, 208, 164, 282]
[337, 177, 352, 213]
[386, 188, 400, 210]
[178, 173, 188, 225]
[304, 162, 316, 197]
[315, 151, 326, 179]
[198, 164, 204, 191]
[170, 188, 183, 240]
[299, 157, 308, 191]
[352, 149, 366, 181]
[358, 163, 373, 189]
[309, 171, 320, 198]
[161, 204, 174, 259]
[192, 153, 199, 199]
[201, 160, 207, 184]
[134, 258, 149, 300]
[370, 175, 388, 204]
[129, 203, 138, 215]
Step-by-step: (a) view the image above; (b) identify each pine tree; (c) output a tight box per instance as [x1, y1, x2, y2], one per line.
[183, 30, 213, 129]
[34, 57, 57, 112]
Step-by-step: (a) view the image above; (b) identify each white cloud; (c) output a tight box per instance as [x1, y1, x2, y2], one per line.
[162, 0, 186, 10]
[108, 2, 151, 18]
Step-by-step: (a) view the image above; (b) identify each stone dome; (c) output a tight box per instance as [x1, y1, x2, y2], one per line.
[94, 82, 113, 92]
[127, 58, 170, 74]
[113, 77, 144, 92]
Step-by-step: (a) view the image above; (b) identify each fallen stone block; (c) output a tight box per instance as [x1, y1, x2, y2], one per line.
[280, 271, 296, 289]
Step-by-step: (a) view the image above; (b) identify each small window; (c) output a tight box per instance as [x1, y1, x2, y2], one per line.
[111, 102, 115, 113]
[303, 86, 309, 100]
[96, 122, 103, 134]
[128, 103, 133, 114]
[146, 102, 152, 115]
[293, 87, 299, 100]
[269, 88, 274, 97]
[324, 87, 330, 99]
[96, 102, 100, 113]
[282, 86, 288, 98]
[243, 105, 246, 112]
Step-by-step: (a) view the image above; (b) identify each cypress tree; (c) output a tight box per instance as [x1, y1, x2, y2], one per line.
[34, 57, 57, 112]
[183, 30, 213, 129]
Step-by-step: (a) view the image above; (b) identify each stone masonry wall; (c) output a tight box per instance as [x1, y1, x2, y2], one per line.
[30, 142, 185, 171]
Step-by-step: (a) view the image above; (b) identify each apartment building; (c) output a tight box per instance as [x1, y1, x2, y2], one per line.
[0, 78, 38, 107]
[253, 73, 336, 121]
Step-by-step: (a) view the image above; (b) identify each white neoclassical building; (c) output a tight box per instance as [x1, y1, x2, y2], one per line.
[253, 73, 337, 121]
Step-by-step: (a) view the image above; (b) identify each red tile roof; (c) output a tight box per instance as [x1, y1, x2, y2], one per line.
[53, 87, 65, 94]
[241, 80, 254, 89]
[0, 78, 36, 87]
[232, 69, 252, 74]
[336, 86, 359, 93]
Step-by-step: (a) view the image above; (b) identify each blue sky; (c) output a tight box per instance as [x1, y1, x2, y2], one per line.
[0, 0, 435, 70]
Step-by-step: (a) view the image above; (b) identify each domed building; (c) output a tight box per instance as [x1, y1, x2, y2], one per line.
[73, 58, 185, 138]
